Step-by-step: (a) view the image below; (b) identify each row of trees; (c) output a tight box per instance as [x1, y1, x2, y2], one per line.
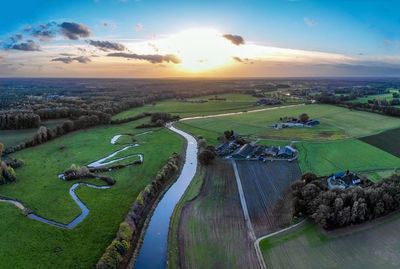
[292, 173, 400, 229]
[0, 143, 18, 185]
[4, 113, 111, 154]
[0, 112, 41, 130]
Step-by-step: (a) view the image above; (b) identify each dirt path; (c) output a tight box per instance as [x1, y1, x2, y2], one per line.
[180, 104, 305, 121]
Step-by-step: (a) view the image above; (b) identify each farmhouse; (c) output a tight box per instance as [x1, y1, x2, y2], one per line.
[328, 171, 361, 189]
[277, 146, 297, 158]
[231, 144, 255, 158]
[265, 146, 279, 157]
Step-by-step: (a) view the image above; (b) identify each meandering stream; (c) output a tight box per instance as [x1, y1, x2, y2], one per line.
[0, 132, 149, 229]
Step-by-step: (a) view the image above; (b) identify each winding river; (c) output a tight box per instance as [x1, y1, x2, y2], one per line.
[134, 123, 198, 269]
[0, 133, 148, 229]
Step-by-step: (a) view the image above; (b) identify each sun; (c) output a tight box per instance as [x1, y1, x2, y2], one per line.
[167, 28, 236, 72]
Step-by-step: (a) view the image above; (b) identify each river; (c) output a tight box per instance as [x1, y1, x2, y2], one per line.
[133, 123, 198, 269]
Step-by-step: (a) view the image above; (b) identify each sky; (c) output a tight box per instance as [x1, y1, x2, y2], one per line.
[1, 0, 400, 78]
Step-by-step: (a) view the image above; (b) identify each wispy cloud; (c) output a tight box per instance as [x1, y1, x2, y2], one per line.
[88, 40, 126, 51]
[51, 56, 91, 64]
[304, 18, 318, 27]
[135, 23, 143, 31]
[107, 52, 181, 64]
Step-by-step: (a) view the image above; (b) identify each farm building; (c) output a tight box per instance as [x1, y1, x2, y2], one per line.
[231, 144, 255, 158]
[277, 146, 297, 158]
[328, 171, 361, 189]
[265, 146, 279, 157]
[306, 120, 320, 126]
[215, 141, 240, 156]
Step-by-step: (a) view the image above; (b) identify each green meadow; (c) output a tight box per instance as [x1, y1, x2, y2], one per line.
[177, 104, 400, 142]
[0, 119, 183, 268]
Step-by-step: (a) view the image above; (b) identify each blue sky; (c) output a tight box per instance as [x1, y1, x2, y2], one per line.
[1, 0, 400, 77]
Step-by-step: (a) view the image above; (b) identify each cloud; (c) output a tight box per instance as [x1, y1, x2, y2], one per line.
[384, 40, 400, 46]
[222, 34, 245, 45]
[59, 22, 91, 40]
[9, 34, 23, 43]
[22, 26, 32, 31]
[102, 22, 117, 29]
[304, 18, 318, 27]
[11, 40, 40, 51]
[135, 23, 143, 31]
[232, 56, 253, 64]
[88, 40, 126, 51]
[59, 53, 76, 56]
[107, 52, 181, 64]
[51, 56, 91, 64]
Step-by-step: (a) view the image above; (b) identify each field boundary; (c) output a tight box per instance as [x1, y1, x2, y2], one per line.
[254, 219, 307, 269]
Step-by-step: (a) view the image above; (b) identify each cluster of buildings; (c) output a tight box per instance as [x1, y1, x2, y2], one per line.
[215, 142, 298, 161]
[327, 171, 361, 189]
[270, 118, 320, 129]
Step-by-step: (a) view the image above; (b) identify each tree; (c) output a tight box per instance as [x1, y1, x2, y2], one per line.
[299, 113, 309, 124]
[198, 149, 215, 165]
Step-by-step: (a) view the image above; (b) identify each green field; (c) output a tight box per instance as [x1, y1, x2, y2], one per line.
[177, 104, 400, 141]
[0, 119, 183, 268]
[112, 93, 294, 120]
[0, 119, 66, 148]
[260, 218, 400, 269]
[296, 139, 400, 176]
[351, 89, 399, 104]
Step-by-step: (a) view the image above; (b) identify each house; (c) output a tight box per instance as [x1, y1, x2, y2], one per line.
[342, 172, 361, 186]
[306, 120, 320, 126]
[265, 146, 279, 157]
[231, 144, 255, 158]
[251, 146, 265, 158]
[277, 146, 297, 158]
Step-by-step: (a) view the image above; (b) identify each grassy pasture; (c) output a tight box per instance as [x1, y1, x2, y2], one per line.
[177, 104, 400, 141]
[260, 218, 400, 269]
[0, 119, 66, 148]
[112, 93, 288, 120]
[0, 119, 183, 268]
[178, 160, 259, 269]
[296, 139, 400, 176]
[351, 89, 399, 103]
[360, 128, 400, 158]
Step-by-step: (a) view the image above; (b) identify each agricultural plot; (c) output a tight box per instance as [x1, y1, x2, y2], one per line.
[0, 119, 183, 269]
[112, 93, 290, 120]
[351, 89, 398, 104]
[260, 217, 400, 269]
[360, 128, 400, 158]
[179, 160, 259, 269]
[296, 139, 400, 176]
[236, 160, 302, 237]
[178, 104, 400, 141]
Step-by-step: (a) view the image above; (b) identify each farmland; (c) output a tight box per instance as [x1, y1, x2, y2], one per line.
[351, 89, 399, 104]
[112, 93, 299, 120]
[360, 128, 400, 158]
[296, 139, 400, 176]
[178, 160, 259, 269]
[0, 119, 183, 268]
[260, 217, 400, 269]
[176, 104, 400, 142]
[236, 160, 302, 237]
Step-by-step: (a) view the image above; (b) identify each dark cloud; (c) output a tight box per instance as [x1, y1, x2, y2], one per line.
[59, 53, 76, 56]
[9, 34, 23, 43]
[222, 34, 245, 45]
[51, 56, 91, 64]
[31, 29, 56, 41]
[11, 40, 40, 51]
[88, 40, 126, 51]
[233, 56, 253, 64]
[59, 22, 91, 40]
[107, 52, 181, 64]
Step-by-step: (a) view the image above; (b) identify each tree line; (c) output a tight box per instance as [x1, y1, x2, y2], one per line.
[292, 173, 400, 229]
